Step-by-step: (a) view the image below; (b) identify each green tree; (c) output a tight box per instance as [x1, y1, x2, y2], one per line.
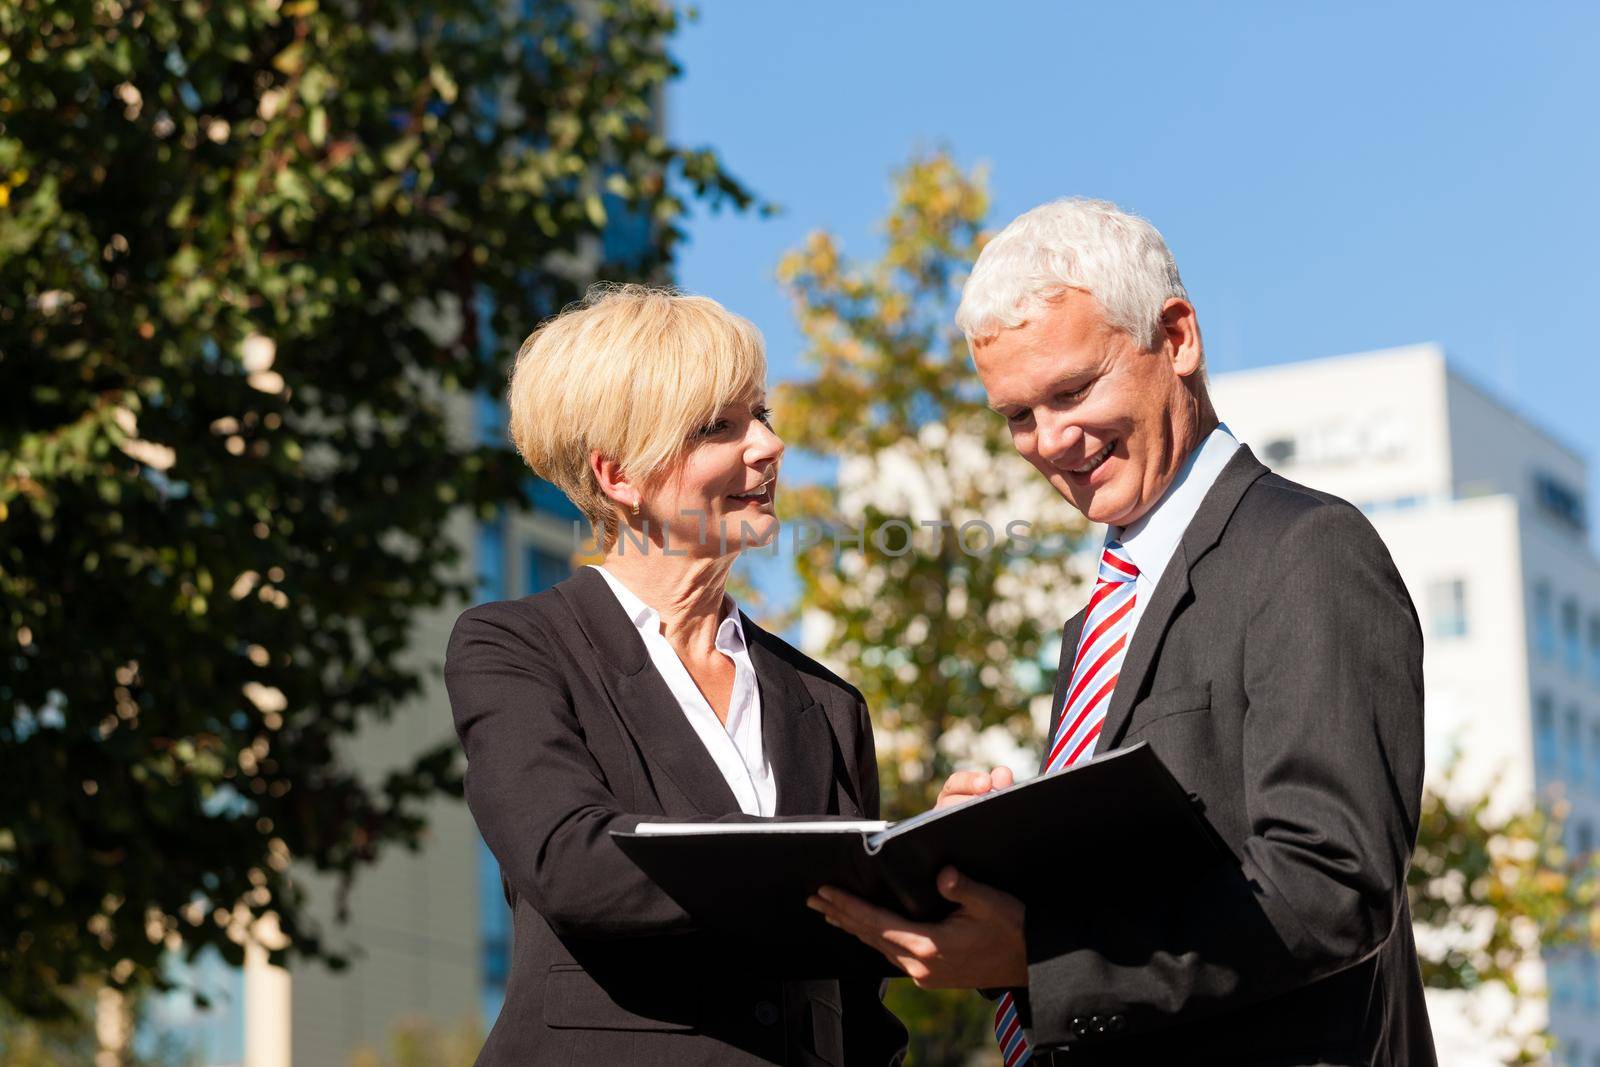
[776, 151, 1084, 1066]
[776, 152, 1085, 822]
[0, 0, 754, 1021]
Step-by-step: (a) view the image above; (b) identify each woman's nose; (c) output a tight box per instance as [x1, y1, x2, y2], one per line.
[748, 418, 784, 465]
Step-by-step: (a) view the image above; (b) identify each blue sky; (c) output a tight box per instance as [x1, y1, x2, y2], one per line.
[665, 2, 1600, 592]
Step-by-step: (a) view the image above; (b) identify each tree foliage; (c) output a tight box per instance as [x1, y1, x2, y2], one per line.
[777, 151, 1085, 1065]
[1408, 762, 1600, 1063]
[0, 0, 753, 1019]
[776, 152, 1085, 822]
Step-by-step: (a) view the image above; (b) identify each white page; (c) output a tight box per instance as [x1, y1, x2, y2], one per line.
[632, 820, 889, 835]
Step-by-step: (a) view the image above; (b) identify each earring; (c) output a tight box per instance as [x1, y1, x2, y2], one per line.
[631, 500, 640, 515]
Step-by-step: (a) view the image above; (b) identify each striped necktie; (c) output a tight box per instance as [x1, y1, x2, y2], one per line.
[993, 541, 1139, 1067]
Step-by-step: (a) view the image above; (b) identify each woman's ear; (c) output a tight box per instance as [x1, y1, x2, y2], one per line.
[590, 450, 639, 512]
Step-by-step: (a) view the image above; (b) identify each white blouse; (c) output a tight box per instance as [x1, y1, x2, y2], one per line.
[589, 566, 777, 816]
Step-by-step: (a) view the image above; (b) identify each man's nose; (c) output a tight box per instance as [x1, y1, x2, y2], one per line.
[1035, 412, 1084, 466]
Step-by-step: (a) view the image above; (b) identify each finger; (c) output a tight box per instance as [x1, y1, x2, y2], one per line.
[814, 886, 917, 933]
[936, 866, 1018, 919]
[809, 895, 922, 969]
[936, 770, 996, 809]
[939, 770, 990, 798]
[990, 766, 1015, 790]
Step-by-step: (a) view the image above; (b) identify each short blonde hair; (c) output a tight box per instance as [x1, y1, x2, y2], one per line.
[507, 284, 767, 547]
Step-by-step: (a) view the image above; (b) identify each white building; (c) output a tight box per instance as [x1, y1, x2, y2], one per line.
[1212, 343, 1600, 1067]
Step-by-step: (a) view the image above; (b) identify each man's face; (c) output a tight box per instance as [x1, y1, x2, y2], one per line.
[972, 288, 1206, 530]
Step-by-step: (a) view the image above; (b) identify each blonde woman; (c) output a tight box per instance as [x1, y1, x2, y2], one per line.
[444, 286, 906, 1065]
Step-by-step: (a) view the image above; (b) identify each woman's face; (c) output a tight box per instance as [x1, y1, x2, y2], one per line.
[642, 393, 783, 557]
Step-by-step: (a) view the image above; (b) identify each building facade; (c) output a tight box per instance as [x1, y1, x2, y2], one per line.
[1212, 344, 1600, 1066]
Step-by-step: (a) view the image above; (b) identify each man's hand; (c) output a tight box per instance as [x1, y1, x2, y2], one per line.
[806, 867, 1027, 988]
[935, 766, 1015, 809]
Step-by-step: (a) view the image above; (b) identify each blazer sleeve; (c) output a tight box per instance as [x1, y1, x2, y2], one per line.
[1022, 502, 1425, 1046]
[444, 601, 708, 940]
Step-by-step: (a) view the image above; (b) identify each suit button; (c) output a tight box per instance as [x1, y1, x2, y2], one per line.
[1070, 1015, 1089, 1036]
[1108, 1013, 1127, 1033]
[754, 1000, 779, 1026]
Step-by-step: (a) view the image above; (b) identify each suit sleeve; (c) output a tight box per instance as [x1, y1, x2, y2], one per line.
[444, 602, 707, 940]
[840, 690, 912, 1065]
[1022, 503, 1425, 1046]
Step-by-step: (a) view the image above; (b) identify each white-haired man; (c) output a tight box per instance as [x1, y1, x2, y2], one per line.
[809, 198, 1436, 1066]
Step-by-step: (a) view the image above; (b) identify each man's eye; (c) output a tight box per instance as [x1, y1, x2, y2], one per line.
[1005, 409, 1033, 425]
[1058, 384, 1089, 402]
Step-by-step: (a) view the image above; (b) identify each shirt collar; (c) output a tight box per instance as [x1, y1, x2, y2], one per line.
[588, 564, 747, 651]
[1110, 423, 1240, 591]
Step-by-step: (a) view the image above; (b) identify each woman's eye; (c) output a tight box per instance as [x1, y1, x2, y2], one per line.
[753, 405, 773, 426]
[695, 419, 730, 438]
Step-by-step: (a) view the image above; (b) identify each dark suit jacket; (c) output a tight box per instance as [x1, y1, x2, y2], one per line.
[444, 566, 907, 1066]
[1017, 446, 1436, 1066]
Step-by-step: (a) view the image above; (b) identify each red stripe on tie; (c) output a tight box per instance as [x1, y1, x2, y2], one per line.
[1082, 578, 1118, 619]
[998, 1014, 1020, 1048]
[1046, 672, 1119, 768]
[1060, 633, 1127, 730]
[1070, 592, 1136, 676]
[1067, 717, 1105, 765]
[1102, 550, 1138, 577]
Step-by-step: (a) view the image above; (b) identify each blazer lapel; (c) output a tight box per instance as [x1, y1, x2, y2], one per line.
[744, 618, 833, 817]
[1098, 446, 1270, 752]
[555, 568, 743, 816]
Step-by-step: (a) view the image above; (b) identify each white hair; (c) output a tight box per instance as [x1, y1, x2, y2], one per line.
[955, 197, 1188, 350]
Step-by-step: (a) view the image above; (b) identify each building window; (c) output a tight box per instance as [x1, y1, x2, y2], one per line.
[1567, 706, 1585, 786]
[1586, 952, 1600, 1011]
[1427, 579, 1469, 640]
[1563, 599, 1583, 675]
[1535, 694, 1558, 776]
[478, 836, 510, 1029]
[524, 545, 569, 598]
[1535, 583, 1556, 660]
[1534, 470, 1587, 534]
[526, 475, 584, 523]
[1262, 437, 1296, 467]
[1592, 720, 1600, 792]
[1576, 820, 1596, 859]
[477, 513, 508, 604]
[1589, 615, 1600, 688]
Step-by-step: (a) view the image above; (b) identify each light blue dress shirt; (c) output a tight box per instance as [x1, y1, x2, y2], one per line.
[1110, 423, 1241, 639]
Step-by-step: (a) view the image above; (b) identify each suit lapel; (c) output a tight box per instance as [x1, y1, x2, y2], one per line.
[744, 617, 833, 817]
[1097, 446, 1268, 752]
[555, 567, 743, 816]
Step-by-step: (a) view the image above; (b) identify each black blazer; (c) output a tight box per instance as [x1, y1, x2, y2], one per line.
[444, 566, 908, 1066]
[1018, 446, 1436, 1066]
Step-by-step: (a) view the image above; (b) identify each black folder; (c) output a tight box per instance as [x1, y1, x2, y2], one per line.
[611, 741, 1229, 931]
